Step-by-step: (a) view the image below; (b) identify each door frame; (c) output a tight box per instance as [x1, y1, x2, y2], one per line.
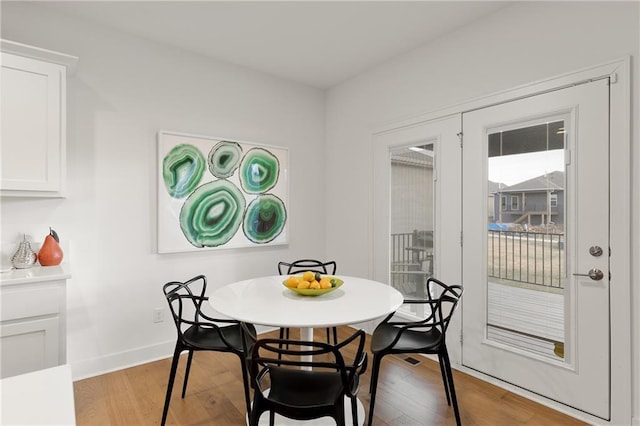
[372, 114, 462, 292]
[370, 57, 631, 425]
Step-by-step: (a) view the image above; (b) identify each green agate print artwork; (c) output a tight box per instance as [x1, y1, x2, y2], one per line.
[180, 180, 246, 247]
[208, 141, 243, 178]
[163, 144, 206, 198]
[244, 194, 287, 244]
[239, 148, 280, 194]
[158, 131, 289, 253]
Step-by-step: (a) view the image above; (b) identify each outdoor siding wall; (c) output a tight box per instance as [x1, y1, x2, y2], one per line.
[390, 162, 434, 235]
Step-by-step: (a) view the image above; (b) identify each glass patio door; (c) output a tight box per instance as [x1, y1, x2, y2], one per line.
[373, 115, 461, 319]
[461, 79, 611, 419]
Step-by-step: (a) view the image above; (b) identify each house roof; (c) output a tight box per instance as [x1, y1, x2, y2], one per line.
[488, 180, 506, 193]
[495, 170, 564, 193]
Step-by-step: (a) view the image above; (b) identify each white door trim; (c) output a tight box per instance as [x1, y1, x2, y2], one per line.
[371, 57, 631, 425]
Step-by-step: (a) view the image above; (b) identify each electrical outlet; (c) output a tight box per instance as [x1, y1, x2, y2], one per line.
[153, 308, 164, 323]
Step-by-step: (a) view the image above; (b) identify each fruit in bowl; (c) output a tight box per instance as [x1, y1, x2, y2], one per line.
[283, 272, 343, 296]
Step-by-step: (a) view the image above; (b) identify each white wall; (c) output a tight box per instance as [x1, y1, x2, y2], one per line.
[325, 1, 639, 424]
[1, 3, 327, 378]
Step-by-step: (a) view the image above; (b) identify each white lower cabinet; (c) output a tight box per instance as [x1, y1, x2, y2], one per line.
[1, 317, 60, 376]
[0, 266, 70, 378]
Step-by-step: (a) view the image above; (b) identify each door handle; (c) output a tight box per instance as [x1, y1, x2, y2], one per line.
[573, 268, 604, 281]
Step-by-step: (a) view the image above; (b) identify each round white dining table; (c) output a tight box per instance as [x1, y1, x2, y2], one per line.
[209, 274, 403, 426]
[210, 274, 403, 330]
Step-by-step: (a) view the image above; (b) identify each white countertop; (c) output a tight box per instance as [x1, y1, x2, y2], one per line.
[0, 265, 70, 286]
[0, 364, 76, 425]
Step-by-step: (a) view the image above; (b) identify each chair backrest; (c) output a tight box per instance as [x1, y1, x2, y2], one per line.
[163, 275, 208, 335]
[277, 259, 337, 275]
[241, 323, 366, 397]
[425, 277, 463, 335]
[163, 275, 240, 348]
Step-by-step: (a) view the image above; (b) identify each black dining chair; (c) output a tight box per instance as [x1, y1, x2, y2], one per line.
[277, 259, 338, 344]
[241, 322, 367, 426]
[367, 277, 463, 426]
[161, 275, 256, 426]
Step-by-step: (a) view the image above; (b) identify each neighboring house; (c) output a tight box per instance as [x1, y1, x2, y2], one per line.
[492, 171, 565, 226]
[487, 180, 506, 222]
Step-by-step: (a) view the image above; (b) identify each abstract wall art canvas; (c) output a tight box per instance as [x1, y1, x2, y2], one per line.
[157, 131, 289, 253]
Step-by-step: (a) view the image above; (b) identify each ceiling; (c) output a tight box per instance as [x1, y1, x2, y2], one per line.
[40, 1, 512, 89]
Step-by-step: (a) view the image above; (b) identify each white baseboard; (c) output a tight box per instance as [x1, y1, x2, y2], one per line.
[632, 415, 640, 426]
[70, 325, 279, 381]
[70, 340, 176, 381]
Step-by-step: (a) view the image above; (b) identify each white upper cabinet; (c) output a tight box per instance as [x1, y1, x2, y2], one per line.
[1, 40, 77, 197]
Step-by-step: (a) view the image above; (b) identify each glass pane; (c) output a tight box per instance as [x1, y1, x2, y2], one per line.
[389, 142, 435, 315]
[487, 120, 566, 361]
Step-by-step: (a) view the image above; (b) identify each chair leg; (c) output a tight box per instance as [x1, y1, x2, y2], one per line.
[249, 408, 259, 426]
[324, 327, 338, 344]
[278, 328, 285, 360]
[161, 345, 182, 426]
[278, 327, 290, 351]
[238, 354, 252, 419]
[441, 347, 461, 426]
[249, 394, 263, 426]
[181, 350, 194, 398]
[335, 396, 346, 426]
[368, 353, 382, 394]
[269, 411, 275, 426]
[438, 352, 451, 405]
[350, 395, 358, 426]
[367, 354, 383, 426]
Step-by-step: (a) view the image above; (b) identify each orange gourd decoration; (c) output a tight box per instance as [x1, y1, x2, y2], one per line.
[38, 227, 64, 266]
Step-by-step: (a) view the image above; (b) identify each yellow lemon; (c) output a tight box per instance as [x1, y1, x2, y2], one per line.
[297, 280, 311, 289]
[286, 276, 299, 288]
[319, 278, 331, 289]
[309, 280, 321, 289]
[302, 271, 315, 282]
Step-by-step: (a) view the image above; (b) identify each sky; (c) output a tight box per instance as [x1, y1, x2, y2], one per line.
[488, 150, 565, 186]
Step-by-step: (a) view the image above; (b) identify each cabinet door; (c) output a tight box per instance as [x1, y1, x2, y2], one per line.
[1, 317, 60, 378]
[1, 52, 66, 197]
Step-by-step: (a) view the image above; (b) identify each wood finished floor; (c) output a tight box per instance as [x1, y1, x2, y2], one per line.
[74, 327, 587, 425]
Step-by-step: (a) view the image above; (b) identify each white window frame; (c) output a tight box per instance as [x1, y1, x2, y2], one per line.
[511, 195, 519, 210]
